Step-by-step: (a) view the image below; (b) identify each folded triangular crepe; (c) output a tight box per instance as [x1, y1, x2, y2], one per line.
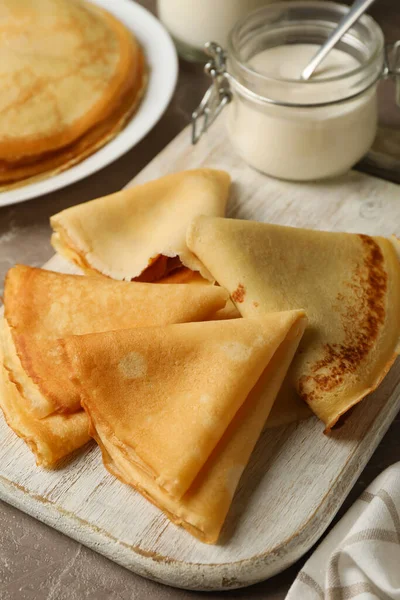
[187, 217, 400, 431]
[50, 169, 230, 282]
[0, 265, 228, 466]
[0, 336, 89, 467]
[61, 311, 306, 542]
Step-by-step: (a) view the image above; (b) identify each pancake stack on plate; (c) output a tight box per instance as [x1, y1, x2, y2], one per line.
[0, 0, 146, 189]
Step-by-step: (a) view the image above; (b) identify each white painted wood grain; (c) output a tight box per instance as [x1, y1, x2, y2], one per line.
[1, 117, 400, 591]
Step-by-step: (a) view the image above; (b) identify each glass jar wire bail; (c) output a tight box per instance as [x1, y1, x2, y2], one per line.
[191, 42, 232, 144]
[383, 41, 400, 105]
[192, 39, 400, 146]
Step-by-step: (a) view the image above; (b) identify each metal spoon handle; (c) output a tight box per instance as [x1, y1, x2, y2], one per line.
[301, 0, 377, 80]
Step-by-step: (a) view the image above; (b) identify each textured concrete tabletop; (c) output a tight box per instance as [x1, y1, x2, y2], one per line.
[1, 1, 400, 598]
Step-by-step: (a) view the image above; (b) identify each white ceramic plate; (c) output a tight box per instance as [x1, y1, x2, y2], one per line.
[0, 0, 178, 208]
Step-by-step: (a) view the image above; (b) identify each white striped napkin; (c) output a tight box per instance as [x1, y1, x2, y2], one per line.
[286, 462, 400, 600]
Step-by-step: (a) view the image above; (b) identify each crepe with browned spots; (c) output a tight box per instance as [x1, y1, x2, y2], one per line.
[187, 217, 400, 431]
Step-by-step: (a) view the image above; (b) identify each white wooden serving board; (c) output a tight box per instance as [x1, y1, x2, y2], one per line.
[1, 117, 400, 591]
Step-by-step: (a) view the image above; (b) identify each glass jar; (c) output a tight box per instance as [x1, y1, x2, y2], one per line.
[192, 1, 400, 181]
[157, 0, 273, 63]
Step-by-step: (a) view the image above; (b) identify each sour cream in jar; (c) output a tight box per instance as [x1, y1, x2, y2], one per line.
[227, 43, 378, 180]
[193, 1, 387, 181]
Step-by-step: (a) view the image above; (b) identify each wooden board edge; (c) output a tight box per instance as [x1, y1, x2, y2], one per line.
[2, 173, 400, 588]
[1, 372, 399, 591]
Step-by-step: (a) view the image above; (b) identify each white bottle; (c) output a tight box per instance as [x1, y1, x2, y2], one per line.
[157, 0, 271, 61]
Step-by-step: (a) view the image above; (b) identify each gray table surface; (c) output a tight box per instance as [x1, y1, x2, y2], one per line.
[1, 1, 400, 598]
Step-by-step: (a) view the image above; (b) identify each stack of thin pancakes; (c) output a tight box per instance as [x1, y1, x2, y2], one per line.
[49, 168, 400, 433]
[0, 265, 306, 543]
[0, 0, 146, 188]
[2, 166, 400, 544]
[1, 168, 310, 542]
[0, 265, 229, 467]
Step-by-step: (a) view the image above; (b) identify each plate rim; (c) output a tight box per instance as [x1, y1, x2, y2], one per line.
[0, 0, 178, 208]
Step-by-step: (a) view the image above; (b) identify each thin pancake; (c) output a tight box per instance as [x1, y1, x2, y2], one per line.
[266, 378, 312, 428]
[0, 49, 146, 190]
[62, 311, 306, 542]
[187, 217, 400, 431]
[0, 0, 146, 187]
[3, 265, 228, 418]
[0, 332, 90, 468]
[50, 169, 230, 282]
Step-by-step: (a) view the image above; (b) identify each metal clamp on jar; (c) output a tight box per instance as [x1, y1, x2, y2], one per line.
[192, 1, 400, 182]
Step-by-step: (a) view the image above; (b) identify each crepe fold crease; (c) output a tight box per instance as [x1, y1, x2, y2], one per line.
[0, 333, 90, 467]
[0, 265, 228, 466]
[60, 311, 307, 542]
[187, 216, 400, 431]
[50, 169, 230, 282]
